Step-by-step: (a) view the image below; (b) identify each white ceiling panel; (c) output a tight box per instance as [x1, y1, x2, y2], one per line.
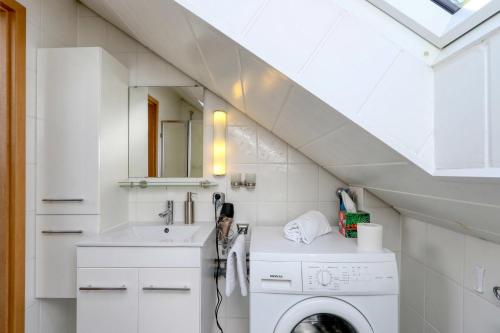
[239, 48, 293, 130]
[302, 123, 405, 166]
[370, 189, 500, 236]
[133, 0, 214, 88]
[273, 86, 348, 148]
[243, 0, 344, 76]
[187, 13, 245, 111]
[328, 163, 500, 207]
[175, 0, 268, 38]
[358, 51, 434, 154]
[299, 14, 401, 116]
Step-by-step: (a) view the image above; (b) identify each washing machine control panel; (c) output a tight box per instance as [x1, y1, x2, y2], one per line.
[302, 262, 398, 294]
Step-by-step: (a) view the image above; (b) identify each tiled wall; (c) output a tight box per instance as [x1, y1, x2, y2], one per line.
[400, 217, 500, 333]
[75, 5, 400, 333]
[19, 0, 79, 332]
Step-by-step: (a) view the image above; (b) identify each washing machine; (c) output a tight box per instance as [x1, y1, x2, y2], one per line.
[249, 227, 399, 333]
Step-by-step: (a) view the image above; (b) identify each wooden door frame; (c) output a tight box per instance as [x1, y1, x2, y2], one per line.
[147, 95, 159, 177]
[0, 1, 26, 333]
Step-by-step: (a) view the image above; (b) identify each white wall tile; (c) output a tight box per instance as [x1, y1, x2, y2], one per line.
[39, 299, 76, 333]
[257, 127, 287, 164]
[26, 164, 36, 212]
[256, 164, 287, 202]
[136, 51, 195, 86]
[400, 304, 424, 333]
[464, 290, 500, 333]
[370, 207, 401, 252]
[41, 0, 77, 48]
[233, 202, 257, 225]
[287, 202, 319, 221]
[26, 117, 36, 164]
[425, 269, 463, 333]
[288, 146, 314, 164]
[464, 235, 500, 306]
[77, 16, 106, 47]
[287, 164, 319, 202]
[25, 302, 40, 333]
[227, 105, 254, 127]
[226, 318, 249, 333]
[318, 168, 344, 202]
[77, 2, 96, 17]
[26, 70, 37, 118]
[426, 224, 464, 284]
[402, 217, 427, 263]
[401, 254, 426, 317]
[25, 258, 36, 308]
[27, 23, 41, 71]
[424, 323, 440, 333]
[105, 24, 137, 53]
[256, 202, 287, 225]
[318, 201, 339, 225]
[19, 0, 42, 25]
[227, 127, 258, 164]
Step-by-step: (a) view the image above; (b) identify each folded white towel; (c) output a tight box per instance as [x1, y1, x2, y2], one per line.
[225, 235, 248, 297]
[284, 210, 332, 244]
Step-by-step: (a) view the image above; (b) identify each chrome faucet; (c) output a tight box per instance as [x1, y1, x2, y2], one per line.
[159, 200, 174, 225]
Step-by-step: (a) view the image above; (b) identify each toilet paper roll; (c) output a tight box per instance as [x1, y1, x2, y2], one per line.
[357, 223, 383, 252]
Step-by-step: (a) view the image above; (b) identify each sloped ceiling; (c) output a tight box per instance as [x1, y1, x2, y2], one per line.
[81, 0, 500, 243]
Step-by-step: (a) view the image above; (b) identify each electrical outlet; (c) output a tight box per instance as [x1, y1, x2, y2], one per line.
[473, 266, 485, 293]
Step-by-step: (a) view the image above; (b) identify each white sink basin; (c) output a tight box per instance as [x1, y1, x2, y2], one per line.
[76, 222, 214, 247]
[132, 225, 200, 242]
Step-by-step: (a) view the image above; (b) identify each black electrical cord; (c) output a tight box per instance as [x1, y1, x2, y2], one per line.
[214, 204, 224, 333]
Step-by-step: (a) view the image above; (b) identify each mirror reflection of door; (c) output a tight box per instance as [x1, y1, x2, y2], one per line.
[147, 95, 159, 177]
[129, 86, 204, 178]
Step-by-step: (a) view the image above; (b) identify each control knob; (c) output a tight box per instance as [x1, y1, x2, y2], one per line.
[317, 270, 332, 286]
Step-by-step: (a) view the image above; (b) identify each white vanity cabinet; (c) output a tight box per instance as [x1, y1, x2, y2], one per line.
[36, 47, 129, 298]
[138, 268, 201, 333]
[76, 241, 215, 333]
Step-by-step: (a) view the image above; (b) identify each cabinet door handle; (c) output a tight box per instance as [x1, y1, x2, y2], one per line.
[41, 230, 83, 234]
[79, 285, 127, 291]
[142, 286, 190, 291]
[42, 198, 84, 203]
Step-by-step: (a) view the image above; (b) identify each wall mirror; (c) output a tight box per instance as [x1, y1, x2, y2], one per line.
[129, 86, 204, 178]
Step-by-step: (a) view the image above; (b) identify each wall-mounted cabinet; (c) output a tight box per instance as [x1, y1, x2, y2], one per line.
[36, 47, 129, 298]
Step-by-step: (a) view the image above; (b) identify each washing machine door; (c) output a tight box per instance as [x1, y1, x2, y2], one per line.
[274, 297, 373, 333]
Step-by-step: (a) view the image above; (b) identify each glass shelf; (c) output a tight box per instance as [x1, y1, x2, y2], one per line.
[118, 179, 219, 189]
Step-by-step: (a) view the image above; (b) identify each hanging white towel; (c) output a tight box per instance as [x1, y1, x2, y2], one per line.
[283, 210, 332, 244]
[225, 235, 248, 297]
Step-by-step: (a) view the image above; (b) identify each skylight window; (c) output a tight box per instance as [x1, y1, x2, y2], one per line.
[368, 0, 500, 47]
[432, 0, 471, 14]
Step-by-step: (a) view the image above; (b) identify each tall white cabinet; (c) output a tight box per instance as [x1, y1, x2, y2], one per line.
[36, 47, 129, 298]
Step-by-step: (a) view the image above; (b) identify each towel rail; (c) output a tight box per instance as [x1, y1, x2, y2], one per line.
[214, 256, 250, 276]
[221, 223, 248, 255]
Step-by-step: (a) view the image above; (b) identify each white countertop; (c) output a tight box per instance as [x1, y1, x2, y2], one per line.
[250, 226, 395, 262]
[76, 222, 215, 247]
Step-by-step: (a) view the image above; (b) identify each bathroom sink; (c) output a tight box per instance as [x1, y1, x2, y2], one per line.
[76, 222, 214, 247]
[131, 225, 201, 242]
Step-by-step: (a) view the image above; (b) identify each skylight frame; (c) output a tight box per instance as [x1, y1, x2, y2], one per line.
[367, 0, 500, 48]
